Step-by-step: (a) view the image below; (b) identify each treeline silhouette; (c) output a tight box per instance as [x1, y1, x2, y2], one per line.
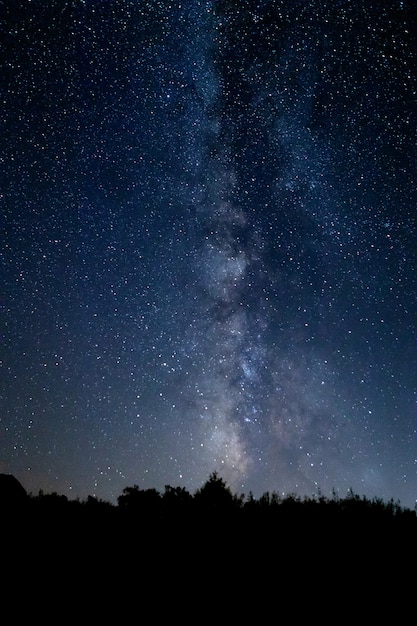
[3, 471, 417, 593]
[3, 471, 416, 538]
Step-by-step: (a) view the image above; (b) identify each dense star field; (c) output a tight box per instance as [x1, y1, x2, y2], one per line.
[1, 0, 417, 508]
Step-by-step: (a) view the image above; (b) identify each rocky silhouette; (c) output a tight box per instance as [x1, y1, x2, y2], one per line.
[0, 473, 28, 507]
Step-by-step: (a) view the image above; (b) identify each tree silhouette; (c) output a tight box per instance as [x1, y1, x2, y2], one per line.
[117, 485, 161, 513]
[194, 471, 241, 512]
[162, 485, 193, 511]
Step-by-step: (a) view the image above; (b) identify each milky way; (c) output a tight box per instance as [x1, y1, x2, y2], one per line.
[2, 1, 417, 507]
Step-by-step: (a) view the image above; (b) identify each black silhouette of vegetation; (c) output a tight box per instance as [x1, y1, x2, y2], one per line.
[2, 470, 417, 576]
[2, 470, 417, 620]
[3, 470, 414, 617]
[2, 470, 416, 532]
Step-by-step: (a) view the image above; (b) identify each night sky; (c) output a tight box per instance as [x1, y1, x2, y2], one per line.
[2, 0, 417, 508]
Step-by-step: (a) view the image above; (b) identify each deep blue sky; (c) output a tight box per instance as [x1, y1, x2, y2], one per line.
[2, 0, 417, 508]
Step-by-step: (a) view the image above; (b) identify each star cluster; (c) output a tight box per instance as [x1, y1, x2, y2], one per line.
[2, 0, 417, 508]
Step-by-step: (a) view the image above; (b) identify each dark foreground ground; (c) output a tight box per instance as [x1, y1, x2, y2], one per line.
[4, 498, 417, 614]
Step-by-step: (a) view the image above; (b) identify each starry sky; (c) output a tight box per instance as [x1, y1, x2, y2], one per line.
[2, 0, 417, 508]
